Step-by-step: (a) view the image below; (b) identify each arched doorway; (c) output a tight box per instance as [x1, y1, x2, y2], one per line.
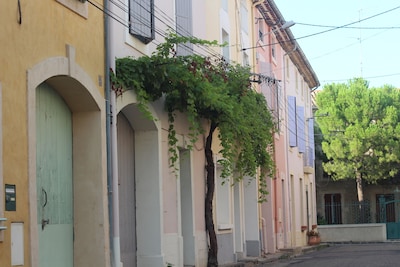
[117, 112, 136, 266]
[28, 51, 109, 267]
[116, 95, 164, 266]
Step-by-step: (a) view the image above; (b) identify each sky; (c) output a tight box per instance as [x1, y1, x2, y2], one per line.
[273, 0, 400, 89]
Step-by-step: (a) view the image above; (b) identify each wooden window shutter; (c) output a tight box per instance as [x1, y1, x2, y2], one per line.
[129, 0, 155, 44]
[288, 96, 297, 147]
[308, 118, 315, 163]
[297, 106, 305, 153]
[176, 0, 193, 55]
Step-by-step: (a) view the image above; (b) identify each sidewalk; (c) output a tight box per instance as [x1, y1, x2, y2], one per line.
[220, 243, 329, 267]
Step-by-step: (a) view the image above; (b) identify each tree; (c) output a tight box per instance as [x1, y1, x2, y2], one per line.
[315, 78, 400, 203]
[112, 34, 275, 266]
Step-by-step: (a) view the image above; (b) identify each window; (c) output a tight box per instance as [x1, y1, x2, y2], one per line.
[242, 52, 249, 66]
[324, 194, 342, 224]
[240, 0, 248, 34]
[176, 0, 193, 55]
[288, 96, 297, 147]
[271, 36, 276, 59]
[56, 0, 88, 18]
[307, 118, 315, 165]
[222, 30, 230, 62]
[286, 57, 290, 78]
[258, 20, 264, 42]
[297, 106, 305, 153]
[216, 163, 232, 230]
[222, 0, 228, 11]
[129, 0, 155, 44]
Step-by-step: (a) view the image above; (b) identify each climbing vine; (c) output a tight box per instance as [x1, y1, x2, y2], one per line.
[112, 33, 274, 185]
[111, 33, 276, 266]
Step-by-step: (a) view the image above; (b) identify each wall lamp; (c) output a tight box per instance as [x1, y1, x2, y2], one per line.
[243, 20, 295, 51]
[280, 20, 296, 30]
[259, 20, 296, 38]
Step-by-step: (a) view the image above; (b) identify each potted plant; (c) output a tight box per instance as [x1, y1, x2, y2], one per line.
[307, 227, 321, 245]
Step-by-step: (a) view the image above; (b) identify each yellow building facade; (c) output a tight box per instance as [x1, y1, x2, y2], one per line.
[0, 1, 109, 266]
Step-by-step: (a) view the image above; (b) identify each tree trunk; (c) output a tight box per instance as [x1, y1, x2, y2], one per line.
[205, 122, 218, 267]
[356, 170, 367, 222]
[356, 171, 364, 202]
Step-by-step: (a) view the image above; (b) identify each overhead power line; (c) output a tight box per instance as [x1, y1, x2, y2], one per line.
[242, 5, 400, 51]
[295, 22, 400, 30]
[322, 72, 400, 84]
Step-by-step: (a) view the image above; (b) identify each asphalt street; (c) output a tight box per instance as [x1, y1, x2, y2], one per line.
[264, 243, 400, 267]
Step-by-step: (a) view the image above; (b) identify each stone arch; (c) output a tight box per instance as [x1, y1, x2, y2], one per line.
[116, 90, 164, 266]
[27, 45, 109, 267]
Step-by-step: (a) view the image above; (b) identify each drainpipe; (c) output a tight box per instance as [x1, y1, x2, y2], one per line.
[111, 91, 122, 267]
[104, 0, 113, 262]
[104, 1, 121, 266]
[260, 217, 267, 254]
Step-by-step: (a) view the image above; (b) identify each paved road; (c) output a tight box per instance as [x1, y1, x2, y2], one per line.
[264, 243, 400, 267]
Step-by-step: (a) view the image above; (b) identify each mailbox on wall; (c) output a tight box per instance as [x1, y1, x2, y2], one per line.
[5, 184, 16, 211]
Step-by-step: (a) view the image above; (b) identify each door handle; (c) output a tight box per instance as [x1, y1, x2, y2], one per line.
[41, 188, 49, 230]
[42, 218, 49, 230]
[42, 188, 48, 208]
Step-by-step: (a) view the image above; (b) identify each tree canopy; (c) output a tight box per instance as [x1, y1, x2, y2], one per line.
[315, 78, 400, 190]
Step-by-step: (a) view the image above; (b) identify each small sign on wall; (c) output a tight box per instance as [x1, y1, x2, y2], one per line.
[5, 184, 16, 211]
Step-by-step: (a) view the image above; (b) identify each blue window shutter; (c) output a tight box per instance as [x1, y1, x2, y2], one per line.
[176, 0, 193, 55]
[129, 0, 155, 44]
[288, 96, 297, 147]
[308, 118, 315, 163]
[297, 106, 305, 153]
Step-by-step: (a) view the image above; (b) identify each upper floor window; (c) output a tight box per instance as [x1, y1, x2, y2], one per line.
[222, 0, 228, 11]
[271, 36, 276, 59]
[258, 20, 264, 42]
[288, 95, 297, 147]
[242, 52, 249, 66]
[176, 0, 193, 56]
[286, 57, 290, 78]
[129, 0, 155, 44]
[222, 30, 230, 62]
[240, 0, 248, 34]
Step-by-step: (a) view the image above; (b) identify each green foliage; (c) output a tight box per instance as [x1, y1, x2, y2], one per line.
[315, 78, 400, 184]
[112, 33, 275, 199]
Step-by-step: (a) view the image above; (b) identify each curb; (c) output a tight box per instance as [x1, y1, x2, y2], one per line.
[220, 243, 330, 267]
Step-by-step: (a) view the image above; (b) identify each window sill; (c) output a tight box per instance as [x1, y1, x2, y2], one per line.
[56, 0, 88, 19]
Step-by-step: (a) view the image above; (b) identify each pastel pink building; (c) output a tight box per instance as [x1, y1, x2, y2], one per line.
[253, 1, 320, 253]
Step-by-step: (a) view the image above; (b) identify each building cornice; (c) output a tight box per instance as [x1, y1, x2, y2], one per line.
[255, 0, 320, 89]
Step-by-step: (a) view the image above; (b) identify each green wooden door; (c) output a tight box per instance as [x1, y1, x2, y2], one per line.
[36, 82, 73, 267]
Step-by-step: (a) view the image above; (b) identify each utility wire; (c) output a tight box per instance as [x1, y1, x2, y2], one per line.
[322, 72, 400, 84]
[296, 22, 400, 30]
[103, 0, 222, 59]
[242, 5, 400, 51]
[89, 0, 315, 145]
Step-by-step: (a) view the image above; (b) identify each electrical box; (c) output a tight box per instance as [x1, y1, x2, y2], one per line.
[5, 184, 16, 211]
